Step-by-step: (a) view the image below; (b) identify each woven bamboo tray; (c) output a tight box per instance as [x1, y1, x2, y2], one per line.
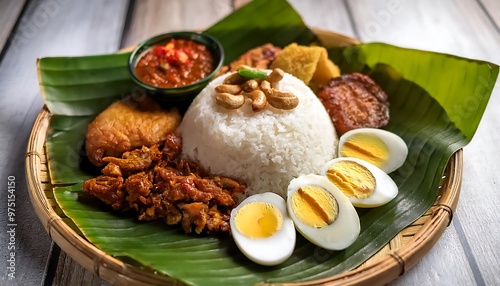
[26, 30, 461, 286]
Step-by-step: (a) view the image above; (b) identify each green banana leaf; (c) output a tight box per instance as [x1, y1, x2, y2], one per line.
[45, 115, 97, 184]
[38, 52, 137, 116]
[38, 0, 499, 285]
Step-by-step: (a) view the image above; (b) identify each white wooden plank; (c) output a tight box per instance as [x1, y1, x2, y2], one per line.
[0, 0, 27, 54]
[120, 0, 233, 48]
[288, 0, 357, 39]
[391, 226, 476, 286]
[347, 0, 500, 285]
[347, 0, 500, 62]
[458, 91, 500, 286]
[480, 0, 500, 29]
[0, 0, 129, 285]
[122, 0, 357, 48]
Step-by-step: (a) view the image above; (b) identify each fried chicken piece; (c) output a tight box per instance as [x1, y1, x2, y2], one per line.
[102, 146, 154, 174]
[83, 134, 247, 235]
[124, 172, 152, 211]
[82, 176, 126, 210]
[162, 200, 183, 225]
[317, 73, 389, 135]
[213, 176, 247, 197]
[206, 206, 230, 233]
[180, 203, 232, 234]
[162, 133, 182, 161]
[101, 162, 122, 177]
[165, 175, 213, 203]
[149, 144, 163, 164]
[175, 159, 202, 176]
[85, 96, 181, 166]
[229, 43, 282, 70]
[179, 202, 208, 234]
[193, 178, 236, 207]
[137, 193, 183, 225]
[154, 165, 181, 182]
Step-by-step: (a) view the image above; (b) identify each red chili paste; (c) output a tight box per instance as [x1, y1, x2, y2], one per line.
[135, 38, 214, 88]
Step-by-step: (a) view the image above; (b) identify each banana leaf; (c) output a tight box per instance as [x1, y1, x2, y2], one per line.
[38, 52, 137, 116]
[39, 0, 499, 285]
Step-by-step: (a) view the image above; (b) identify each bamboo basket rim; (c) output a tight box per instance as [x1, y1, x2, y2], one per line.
[26, 29, 462, 286]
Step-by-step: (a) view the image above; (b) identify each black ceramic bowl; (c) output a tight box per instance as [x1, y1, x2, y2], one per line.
[128, 31, 224, 103]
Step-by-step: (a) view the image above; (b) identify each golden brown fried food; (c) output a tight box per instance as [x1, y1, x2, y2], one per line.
[270, 43, 340, 87]
[82, 134, 247, 234]
[317, 73, 389, 135]
[85, 96, 181, 166]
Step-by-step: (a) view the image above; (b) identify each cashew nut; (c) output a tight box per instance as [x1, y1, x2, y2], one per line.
[242, 79, 259, 92]
[260, 80, 272, 96]
[243, 90, 267, 112]
[216, 93, 245, 109]
[270, 90, 295, 98]
[223, 72, 246, 85]
[267, 68, 284, 83]
[267, 92, 299, 110]
[217, 67, 298, 111]
[215, 84, 242, 95]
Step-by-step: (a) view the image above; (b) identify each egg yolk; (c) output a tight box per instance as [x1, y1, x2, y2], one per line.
[291, 185, 338, 228]
[326, 161, 376, 199]
[340, 133, 389, 169]
[234, 202, 283, 239]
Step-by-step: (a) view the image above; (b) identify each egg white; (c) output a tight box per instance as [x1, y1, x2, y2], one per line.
[287, 174, 360, 250]
[321, 157, 399, 208]
[230, 192, 296, 266]
[338, 128, 408, 173]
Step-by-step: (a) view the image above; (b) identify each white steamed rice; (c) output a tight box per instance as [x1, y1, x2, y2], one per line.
[178, 72, 337, 199]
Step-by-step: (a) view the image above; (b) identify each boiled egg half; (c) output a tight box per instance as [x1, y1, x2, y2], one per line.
[287, 174, 360, 250]
[230, 192, 295, 266]
[338, 128, 408, 173]
[321, 157, 398, 208]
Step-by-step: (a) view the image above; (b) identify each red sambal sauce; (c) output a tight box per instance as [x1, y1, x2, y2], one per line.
[134, 38, 215, 88]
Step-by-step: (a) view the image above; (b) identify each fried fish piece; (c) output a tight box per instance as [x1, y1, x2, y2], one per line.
[85, 96, 181, 166]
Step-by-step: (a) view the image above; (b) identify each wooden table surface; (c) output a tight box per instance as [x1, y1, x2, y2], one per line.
[1, 0, 499, 285]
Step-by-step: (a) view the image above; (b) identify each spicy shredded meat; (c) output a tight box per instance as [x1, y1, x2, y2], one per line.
[82, 133, 246, 234]
[317, 73, 390, 135]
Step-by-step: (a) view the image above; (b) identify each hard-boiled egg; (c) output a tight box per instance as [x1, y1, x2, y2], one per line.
[321, 157, 398, 208]
[286, 174, 360, 250]
[338, 128, 408, 173]
[230, 192, 295, 266]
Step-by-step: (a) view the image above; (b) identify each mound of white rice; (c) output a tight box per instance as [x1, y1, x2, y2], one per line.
[178, 72, 337, 198]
